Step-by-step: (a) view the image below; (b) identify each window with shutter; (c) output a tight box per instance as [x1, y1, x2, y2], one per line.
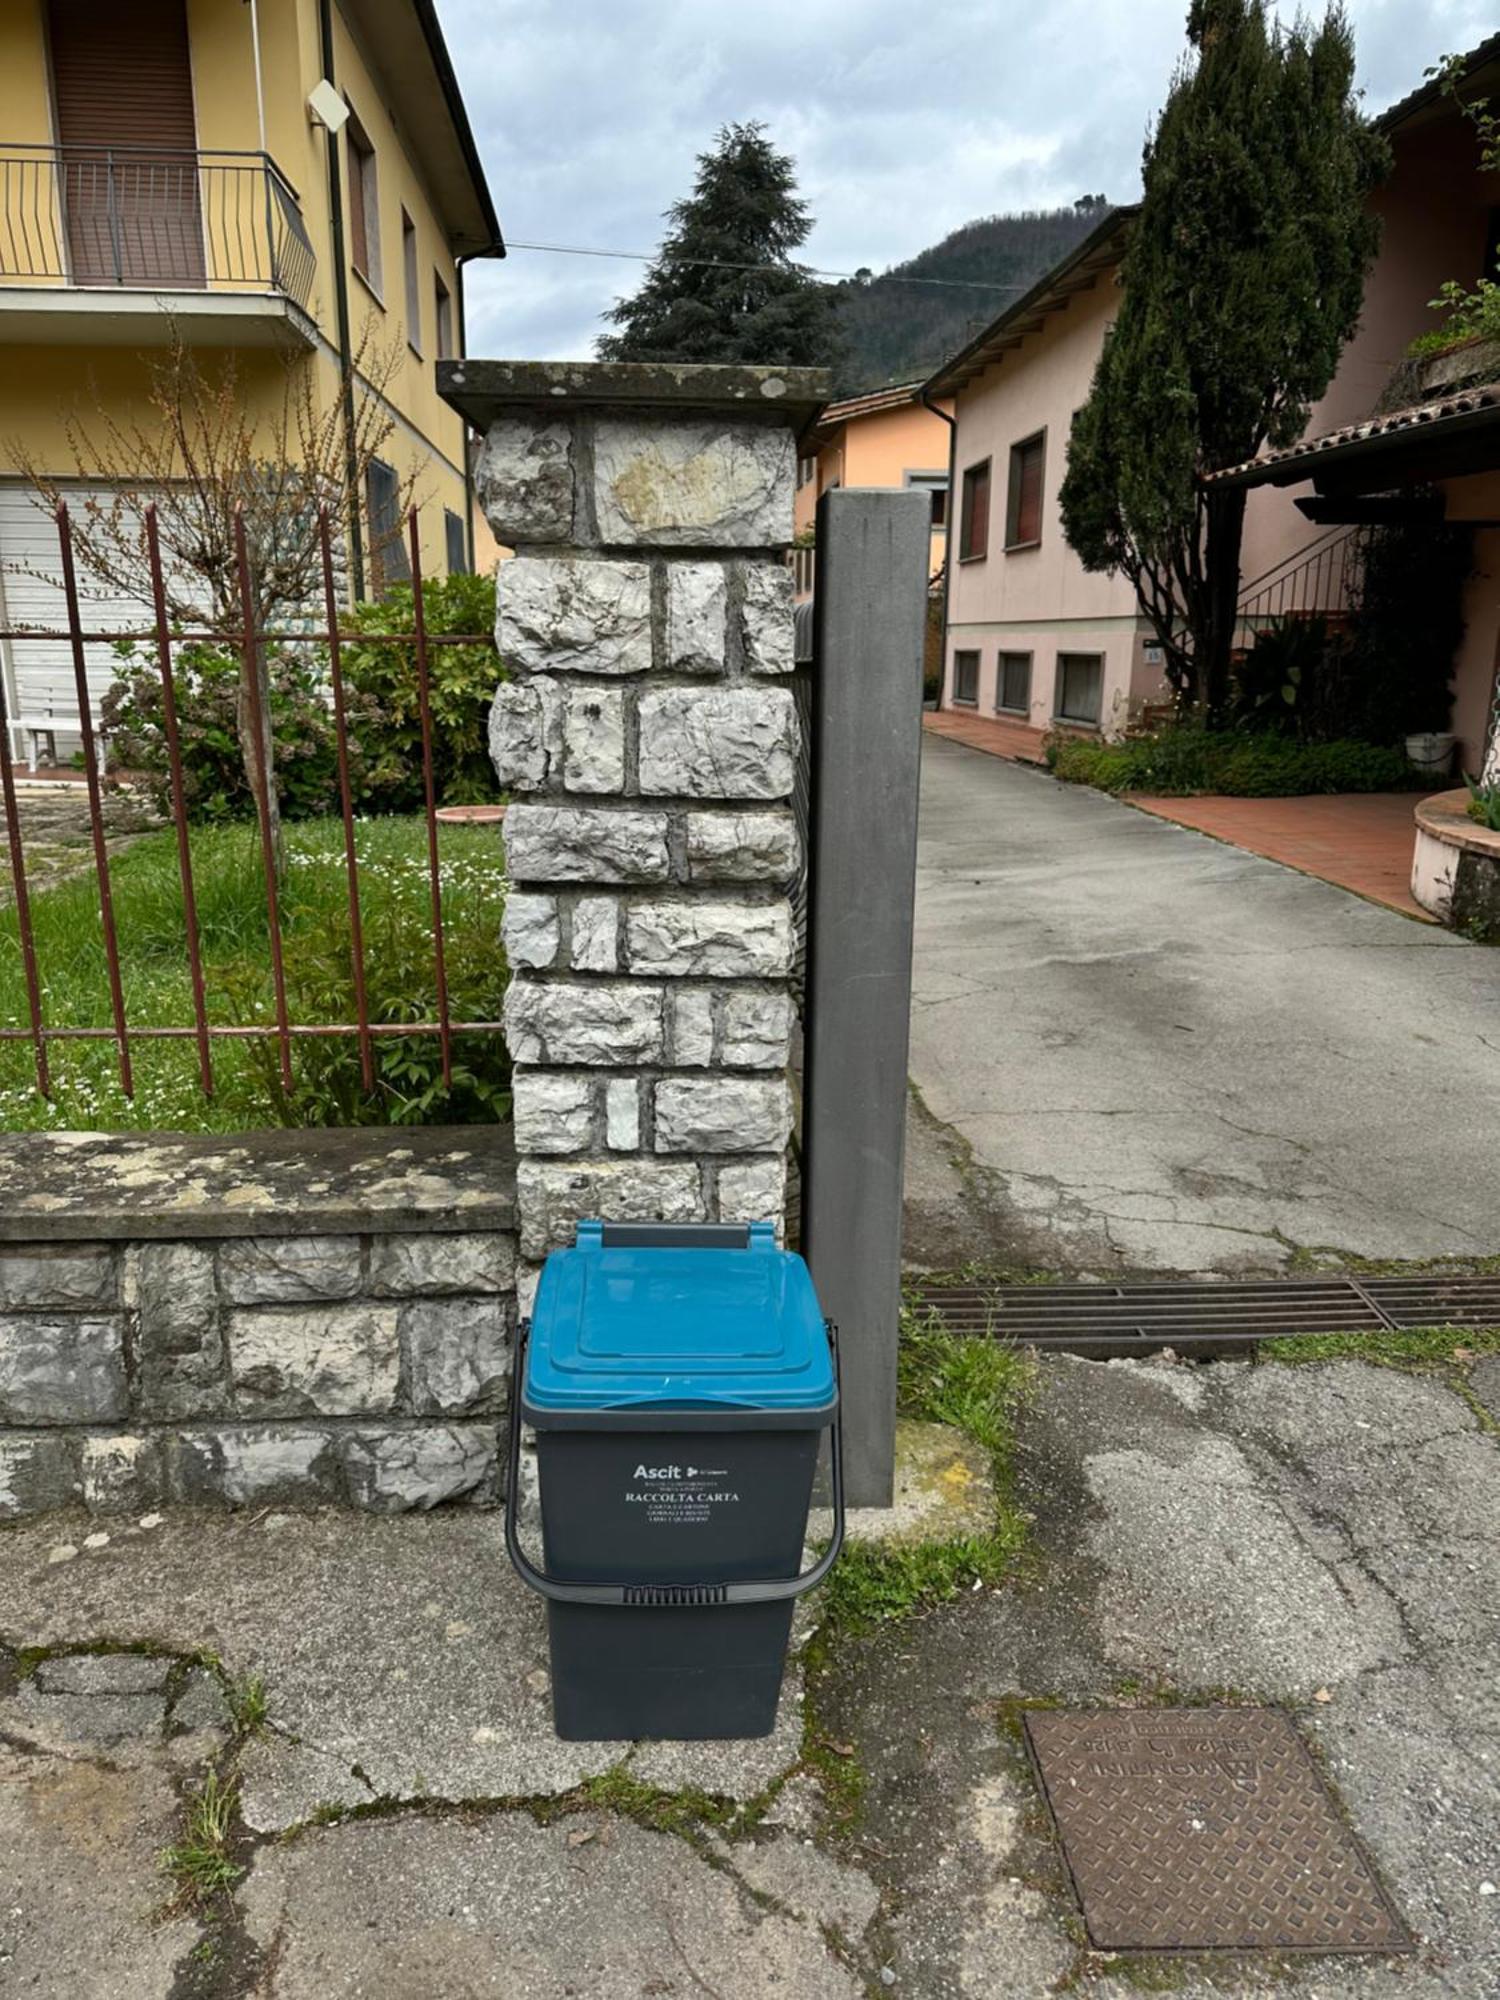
[1055, 653, 1104, 725]
[445, 509, 468, 576]
[346, 110, 381, 293]
[402, 212, 421, 351]
[952, 650, 980, 705]
[959, 460, 990, 562]
[997, 652, 1032, 714]
[366, 459, 409, 594]
[1006, 433, 1046, 549]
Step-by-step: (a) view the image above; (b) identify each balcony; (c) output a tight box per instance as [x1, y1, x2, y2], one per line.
[0, 145, 317, 348]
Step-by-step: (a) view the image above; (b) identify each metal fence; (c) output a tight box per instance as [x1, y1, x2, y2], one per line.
[0, 498, 498, 1103]
[0, 145, 315, 307]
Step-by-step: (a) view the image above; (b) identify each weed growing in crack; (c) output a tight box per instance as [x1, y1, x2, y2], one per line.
[162, 1769, 243, 1906]
[226, 1672, 269, 1734]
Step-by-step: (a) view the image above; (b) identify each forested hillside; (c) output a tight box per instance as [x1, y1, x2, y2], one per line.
[831, 201, 1110, 394]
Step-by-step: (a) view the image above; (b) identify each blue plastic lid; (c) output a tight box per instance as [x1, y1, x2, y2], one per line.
[525, 1220, 835, 1415]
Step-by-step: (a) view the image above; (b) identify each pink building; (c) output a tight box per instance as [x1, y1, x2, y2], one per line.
[930, 35, 1500, 771]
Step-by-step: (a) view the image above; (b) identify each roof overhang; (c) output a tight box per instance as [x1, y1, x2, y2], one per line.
[1206, 389, 1500, 497]
[1375, 33, 1500, 135]
[341, 0, 503, 257]
[922, 205, 1139, 400]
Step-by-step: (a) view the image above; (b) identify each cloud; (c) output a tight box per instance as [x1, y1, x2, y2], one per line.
[442, 0, 1494, 360]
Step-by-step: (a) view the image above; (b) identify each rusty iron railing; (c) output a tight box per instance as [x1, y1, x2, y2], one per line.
[0, 498, 500, 1102]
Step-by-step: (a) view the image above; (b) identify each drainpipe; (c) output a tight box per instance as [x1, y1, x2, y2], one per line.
[247, 0, 267, 155]
[920, 384, 957, 705]
[317, 0, 364, 600]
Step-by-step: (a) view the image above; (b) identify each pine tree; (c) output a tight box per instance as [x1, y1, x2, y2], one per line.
[1059, 1, 1389, 719]
[599, 123, 840, 369]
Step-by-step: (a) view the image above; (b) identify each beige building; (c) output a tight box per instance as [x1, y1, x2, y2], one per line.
[0, 0, 502, 756]
[792, 381, 952, 602]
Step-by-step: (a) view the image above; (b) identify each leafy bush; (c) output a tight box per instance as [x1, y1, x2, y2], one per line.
[1046, 727, 1423, 797]
[1467, 776, 1500, 831]
[1229, 617, 1360, 740]
[101, 572, 501, 824]
[1407, 279, 1500, 359]
[1344, 520, 1471, 740]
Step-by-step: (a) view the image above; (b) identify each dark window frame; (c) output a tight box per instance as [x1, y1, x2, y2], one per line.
[434, 272, 455, 359]
[365, 457, 409, 595]
[1055, 651, 1104, 728]
[345, 105, 382, 297]
[958, 458, 991, 563]
[1005, 430, 1046, 551]
[951, 649, 981, 707]
[996, 650, 1033, 716]
[444, 507, 468, 576]
[401, 209, 421, 354]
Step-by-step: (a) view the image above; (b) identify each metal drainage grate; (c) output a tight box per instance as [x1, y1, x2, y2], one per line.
[1025, 1707, 1409, 1954]
[909, 1274, 1500, 1358]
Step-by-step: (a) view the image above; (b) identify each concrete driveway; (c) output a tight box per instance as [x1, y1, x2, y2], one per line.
[904, 736, 1500, 1274]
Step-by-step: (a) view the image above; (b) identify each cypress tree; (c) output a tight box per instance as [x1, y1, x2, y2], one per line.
[599, 123, 841, 369]
[1059, 1, 1389, 719]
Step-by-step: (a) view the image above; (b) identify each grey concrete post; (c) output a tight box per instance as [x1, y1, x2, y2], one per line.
[803, 487, 930, 1506]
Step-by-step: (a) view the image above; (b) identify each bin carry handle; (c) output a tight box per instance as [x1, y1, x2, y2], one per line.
[503, 1319, 846, 1609]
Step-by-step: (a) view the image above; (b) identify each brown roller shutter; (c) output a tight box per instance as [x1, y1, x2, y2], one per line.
[48, 0, 204, 287]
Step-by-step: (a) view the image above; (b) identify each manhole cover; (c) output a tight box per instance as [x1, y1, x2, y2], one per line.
[1024, 1708, 1408, 1953]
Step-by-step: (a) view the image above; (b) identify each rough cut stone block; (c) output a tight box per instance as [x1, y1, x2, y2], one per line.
[136, 1241, 225, 1420]
[475, 414, 575, 544]
[498, 556, 652, 675]
[592, 418, 794, 547]
[0, 1314, 126, 1425]
[0, 1432, 81, 1518]
[489, 678, 560, 789]
[228, 1305, 401, 1417]
[626, 900, 794, 978]
[654, 1077, 793, 1154]
[504, 805, 671, 883]
[505, 979, 664, 1066]
[400, 1298, 509, 1416]
[220, 1237, 363, 1306]
[665, 563, 729, 673]
[717, 1156, 789, 1227]
[740, 563, 795, 674]
[605, 1079, 641, 1152]
[685, 812, 798, 882]
[168, 1427, 340, 1508]
[367, 1233, 515, 1298]
[81, 1435, 163, 1514]
[343, 1426, 498, 1513]
[513, 1072, 598, 1154]
[668, 988, 715, 1067]
[718, 987, 795, 1068]
[561, 687, 626, 794]
[0, 1244, 118, 1310]
[517, 1158, 702, 1259]
[502, 892, 560, 970]
[637, 687, 796, 799]
[570, 895, 619, 972]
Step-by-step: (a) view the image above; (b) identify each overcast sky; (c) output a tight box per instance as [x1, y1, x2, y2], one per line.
[443, 0, 1493, 363]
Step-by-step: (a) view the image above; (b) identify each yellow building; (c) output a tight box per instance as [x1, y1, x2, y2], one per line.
[0, 0, 502, 754]
[791, 382, 953, 602]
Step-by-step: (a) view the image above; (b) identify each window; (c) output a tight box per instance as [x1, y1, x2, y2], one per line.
[1055, 652, 1104, 726]
[952, 650, 980, 706]
[346, 108, 381, 293]
[797, 454, 818, 488]
[958, 459, 990, 561]
[905, 470, 949, 529]
[792, 544, 815, 594]
[1006, 432, 1046, 549]
[445, 508, 468, 576]
[997, 651, 1032, 715]
[433, 274, 455, 359]
[402, 211, 420, 351]
[365, 458, 408, 593]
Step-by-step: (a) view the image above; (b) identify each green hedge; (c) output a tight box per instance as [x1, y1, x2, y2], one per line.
[1046, 728, 1423, 798]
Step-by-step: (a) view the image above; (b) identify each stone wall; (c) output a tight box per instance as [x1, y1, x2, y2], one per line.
[453, 361, 829, 1276]
[0, 1129, 517, 1520]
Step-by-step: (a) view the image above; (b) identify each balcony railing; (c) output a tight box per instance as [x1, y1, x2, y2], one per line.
[0, 145, 315, 310]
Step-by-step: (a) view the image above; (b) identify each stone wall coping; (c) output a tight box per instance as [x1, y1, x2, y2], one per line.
[438, 358, 830, 437]
[0, 1127, 516, 1243]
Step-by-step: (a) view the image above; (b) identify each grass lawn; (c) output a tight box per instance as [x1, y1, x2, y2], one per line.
[0, 815, 509, 1133]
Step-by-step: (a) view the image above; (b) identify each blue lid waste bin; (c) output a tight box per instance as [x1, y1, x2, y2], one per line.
[505, 1219, 844, 1741]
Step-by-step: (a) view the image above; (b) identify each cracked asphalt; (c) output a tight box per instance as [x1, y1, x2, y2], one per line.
[904, 737, 1500, 1274]
[1, 1350, 1495, 1996]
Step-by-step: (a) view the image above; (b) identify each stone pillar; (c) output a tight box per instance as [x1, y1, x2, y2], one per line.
[450, 362, 829, 1275]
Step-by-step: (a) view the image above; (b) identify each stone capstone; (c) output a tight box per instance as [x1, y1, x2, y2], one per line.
[591, 418, 794, 547]
[654, 1077, 793, 1154]
[626, 900, 794, 978]
[685, 812, 798, 882]
[0, 1314, 125, 1424]
[637, 687, 796, 800]
[400, 1299, 509, 1416]
[367, 1233, 515, 1298]
[497, 556, 652, 676]
[0, 1244, 117, 1309]
[502, 892, 560, 970]
[228, 1304, 401, 1417]
[512, 1072, 598, 1155]
[504, 806, 671, 884]
[135, 1241, 225, 1420]
[740, 562, 795, 675]
[474, 414, 575, 545]
[219, 1236, 364, 1306]
[517, 1158, 702, 1258]
[505, 980, 665, 1067]
[665, 562, 729, 673]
